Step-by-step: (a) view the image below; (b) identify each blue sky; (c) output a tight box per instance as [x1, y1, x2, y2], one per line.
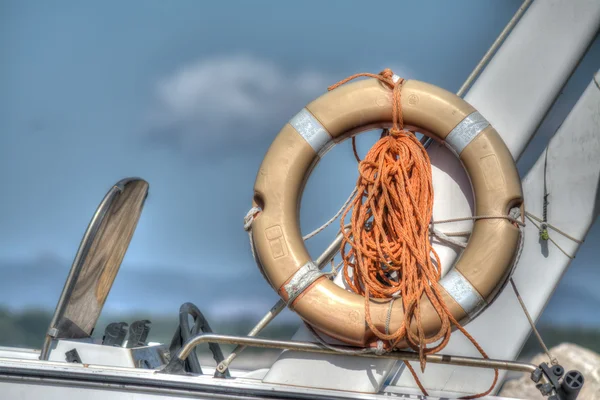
[1, 1, 598, 326]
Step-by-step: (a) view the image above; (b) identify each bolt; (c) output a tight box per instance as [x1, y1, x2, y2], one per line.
[552, 365, 563, 377]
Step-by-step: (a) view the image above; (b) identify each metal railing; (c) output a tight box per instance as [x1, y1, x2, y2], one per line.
[162, 333, 541, 379]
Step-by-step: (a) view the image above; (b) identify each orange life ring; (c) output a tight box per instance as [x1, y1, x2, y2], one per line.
[251, 77, 523, 347]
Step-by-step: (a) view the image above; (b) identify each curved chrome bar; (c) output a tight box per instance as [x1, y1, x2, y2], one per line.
[163, 333, 539, 377]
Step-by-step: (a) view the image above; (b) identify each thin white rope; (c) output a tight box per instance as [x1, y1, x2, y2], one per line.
[525, 211, 584, 244]
[244, 207, 262, 232]
[303, 321, 386, 356]
[244, 190, 579, 366]
[327, 258, 344, 277]
[246, 205, 580, 264]
[429, 210, 582, 260]
[243, 207, 268, 282]
[499, 216, 557, 365]
[430, 227, 468, 249]
[429, 210, 559, 366]
[510, 277, 558, 365]
[303, 187, 358, 241]
[431, 213, 525, 227]
[525, 213, 581, 259]
[428, 209, 523, 249]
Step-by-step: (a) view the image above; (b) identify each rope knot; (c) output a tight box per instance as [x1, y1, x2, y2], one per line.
[389, 128, 413, 138]
[388, 127, 402, 137]
[244, 207, 262, 231]
[374, 340, 386, 356]
[380, 68, 395, 81]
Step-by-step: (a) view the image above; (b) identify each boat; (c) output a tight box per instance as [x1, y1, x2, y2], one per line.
[1, 1, 599, 399]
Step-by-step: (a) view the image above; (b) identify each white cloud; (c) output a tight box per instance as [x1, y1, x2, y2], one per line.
[145, 54, 333, 153]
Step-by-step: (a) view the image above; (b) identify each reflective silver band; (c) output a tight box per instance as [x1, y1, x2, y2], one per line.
[289, 108, 333, 155]
[445, 111, 490, 155]
[283, 261, 324, 306]
[439, 269, 487, 319]
[392, 74, 401, 83]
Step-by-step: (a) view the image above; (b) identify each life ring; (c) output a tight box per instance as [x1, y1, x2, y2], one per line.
[251, 77, 523, 347]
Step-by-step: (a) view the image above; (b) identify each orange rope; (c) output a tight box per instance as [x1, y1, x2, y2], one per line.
[332, 69, 498, 399]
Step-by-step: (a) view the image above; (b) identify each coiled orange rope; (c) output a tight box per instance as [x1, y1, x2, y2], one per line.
[332, 69, 498, 399]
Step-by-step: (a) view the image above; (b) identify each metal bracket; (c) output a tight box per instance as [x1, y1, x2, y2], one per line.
[531, 362, 584, 399]
[65, 349, 82, 364]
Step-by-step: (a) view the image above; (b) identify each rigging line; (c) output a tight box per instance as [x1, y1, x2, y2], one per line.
[524, 214, 577, 259]
[525, 212, 583, 244]
[510, 278, 558, 366]
[422, 0, 533, 148]
[456, 0, 533, 98]
[540, 149, 550, 240]
[303, 188, 358, 241]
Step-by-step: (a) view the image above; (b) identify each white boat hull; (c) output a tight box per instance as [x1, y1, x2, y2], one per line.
[0, 355, 522, 400]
